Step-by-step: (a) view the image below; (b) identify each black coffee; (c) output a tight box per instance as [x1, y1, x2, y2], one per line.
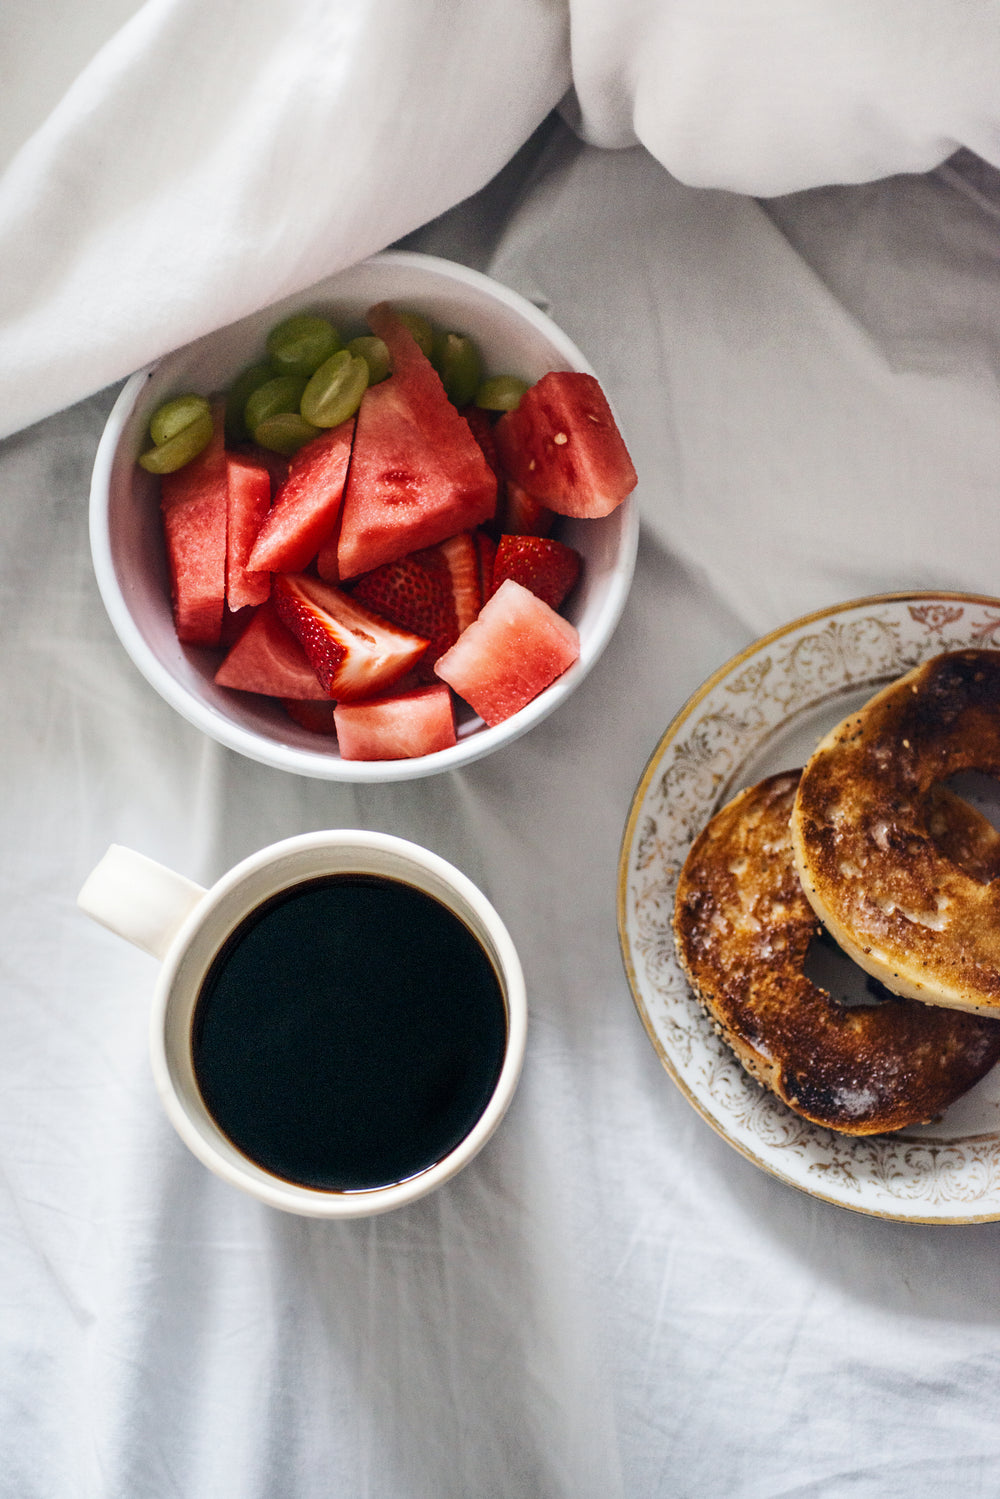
[192, 875, 508, 1192]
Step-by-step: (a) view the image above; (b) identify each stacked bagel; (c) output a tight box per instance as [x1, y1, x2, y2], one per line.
[673, 650, 1000, 1135]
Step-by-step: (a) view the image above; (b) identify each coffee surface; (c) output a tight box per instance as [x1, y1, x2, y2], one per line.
[192, 875, 507, 1191]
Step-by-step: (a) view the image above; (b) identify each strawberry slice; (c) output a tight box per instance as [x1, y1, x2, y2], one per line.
[246, 419, 355, 575]
[225, 453, 272, 611]
[348, 548, 457, 675]
[437, 531, 482, 633]
[273, 572, 428, 701]
[491, 534, 582, 610]
[334, 683, 457, 761]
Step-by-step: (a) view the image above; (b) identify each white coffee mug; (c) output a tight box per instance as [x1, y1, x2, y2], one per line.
[78, 830, 526, 1218]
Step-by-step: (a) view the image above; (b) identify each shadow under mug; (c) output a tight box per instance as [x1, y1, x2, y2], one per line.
[78, 830, 527, 1218]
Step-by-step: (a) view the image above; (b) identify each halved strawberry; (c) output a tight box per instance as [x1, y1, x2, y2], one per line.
[495, 480, 554, 538]
[273, 572, 428, 701]
[247, 419, 355, 574]
[214, 601, 327, 699]
[226, 453, 272, 611]
[282, 698, 338, 734]
[348, 548, 457, 675]
[491, 534, 582, 610]
[435, 578, 580, 727]
[334, 683, 457, 761]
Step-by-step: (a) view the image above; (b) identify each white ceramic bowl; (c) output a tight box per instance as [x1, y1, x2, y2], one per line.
[90, 251, 639, 781]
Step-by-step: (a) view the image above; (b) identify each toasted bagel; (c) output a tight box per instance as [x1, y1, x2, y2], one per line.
[791, 650, 1000, 1015]
[673, 770, 1000, 1134]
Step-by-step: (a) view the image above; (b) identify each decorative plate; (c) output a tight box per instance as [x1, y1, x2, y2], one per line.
[617, 592, 1000, 1222]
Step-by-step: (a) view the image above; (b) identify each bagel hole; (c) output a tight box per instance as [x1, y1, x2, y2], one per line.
[803, 927, 894, 1008]
[928, 772, 1000, 884]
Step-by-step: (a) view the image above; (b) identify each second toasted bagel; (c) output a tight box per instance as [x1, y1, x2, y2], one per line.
[791, 650, 1000, 1015]
[673, 770, 1000, 1134]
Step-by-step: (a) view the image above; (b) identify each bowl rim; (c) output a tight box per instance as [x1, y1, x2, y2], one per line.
[89, 249, 639, 782]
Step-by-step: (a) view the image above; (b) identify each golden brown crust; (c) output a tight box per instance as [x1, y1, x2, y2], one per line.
[790, 650, 1000, 1014]
[673, 770, 1000, 1134]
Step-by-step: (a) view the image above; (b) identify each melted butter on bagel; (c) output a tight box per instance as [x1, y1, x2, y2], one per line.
[791, 650, 1000, 1015]
[673, 770, 1000, 1134]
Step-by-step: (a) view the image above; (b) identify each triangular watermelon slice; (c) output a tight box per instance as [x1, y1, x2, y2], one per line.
[214, 601, 328, 699]
[334, 303, 497, 579]
[226, 453, 272, 611]
[246, 419, 355, 575]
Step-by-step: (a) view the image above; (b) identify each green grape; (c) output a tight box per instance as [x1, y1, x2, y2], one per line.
[395, 309, 435, 357]
[475, 375, 530, 412]
[432, 329, 483, 406]
[225, 361, 274, 442]
[252, 411, 321, 456]
[244, 374, 308, 436]
[138, 408, 214, 473]
[149, 393, 212, 447]
[300, 350, 369, 428]
[266, 315, 341, 378]
[346, 335, 390, 384]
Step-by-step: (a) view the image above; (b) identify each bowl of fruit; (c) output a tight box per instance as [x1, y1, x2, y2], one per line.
[89, 251, 639, 780]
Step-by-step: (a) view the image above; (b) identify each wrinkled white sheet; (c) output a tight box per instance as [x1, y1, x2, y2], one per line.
[6, 0, 1000, 438]
[5, 5, 1000, 1497]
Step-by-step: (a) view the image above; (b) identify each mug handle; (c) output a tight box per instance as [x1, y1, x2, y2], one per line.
[78, 845, 207, 961]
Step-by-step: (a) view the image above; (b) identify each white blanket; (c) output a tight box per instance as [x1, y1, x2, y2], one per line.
[5, 0, 1000, 437]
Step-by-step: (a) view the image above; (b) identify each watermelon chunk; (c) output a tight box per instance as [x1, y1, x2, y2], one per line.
[334, 683, 457, 761]
[334, 303, 497, 579]
[246, 419, 354, 575]
[214, 601, 327, 698]
[159, 402, 228, 645]
[434, 578, 580, 726]
[493, 371, 637, 518]
[225, 453, 272, 611]
[273, 572, 429, 701]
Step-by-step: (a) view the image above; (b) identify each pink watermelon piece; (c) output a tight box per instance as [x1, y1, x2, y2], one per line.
[213, 601, 327, 698]
[159, 402, 228, 645]
[494, 371, 637, 519]
[334, 683, 457, 761]
[226, 453, 272, 611]
[247, 419, 355, 575]
[434, 578, 580, 726]
[334, 303, 497, 579]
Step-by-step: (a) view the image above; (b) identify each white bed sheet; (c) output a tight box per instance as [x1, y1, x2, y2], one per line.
[5, 7, 1000, 1496]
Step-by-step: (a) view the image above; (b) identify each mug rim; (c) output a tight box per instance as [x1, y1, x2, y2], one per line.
[148, 829, 527, 1217]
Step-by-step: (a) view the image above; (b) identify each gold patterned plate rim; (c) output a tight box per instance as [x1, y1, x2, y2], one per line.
[617, 590, 1000, 1224]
